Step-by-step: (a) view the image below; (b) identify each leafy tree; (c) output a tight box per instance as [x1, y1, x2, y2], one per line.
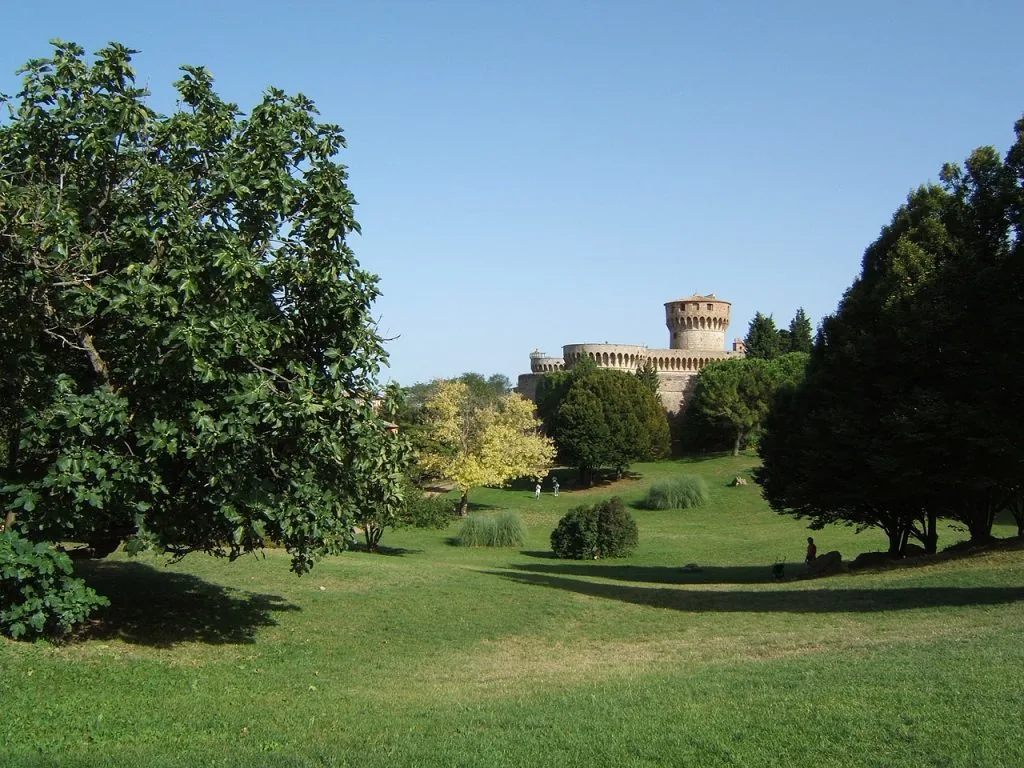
[534, 356, 597, 439]
[776, 328, 792, 355]
[787, 308, 814, 353]
[0, 42, 406, 574]
[395, 373, 509, 478]
[352, 474, 453, 552]
[635, 359, 660, 395]
[759, 117, 1024, 552]
[744, 312, 781, 360]
[420, 380, 555, 516]
[689, 358, 778, 456]
[554, 369, 669, 481]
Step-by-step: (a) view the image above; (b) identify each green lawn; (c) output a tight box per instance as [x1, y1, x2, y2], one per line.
[3, 454, 1023, 767]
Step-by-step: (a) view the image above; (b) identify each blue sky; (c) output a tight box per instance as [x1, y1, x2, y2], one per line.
[3, 1, 1022, 385]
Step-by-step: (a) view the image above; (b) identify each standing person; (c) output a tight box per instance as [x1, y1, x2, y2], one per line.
[805, 537, 817, 565]
[534, 481, 541, 500]
[552, 477, 559, 497]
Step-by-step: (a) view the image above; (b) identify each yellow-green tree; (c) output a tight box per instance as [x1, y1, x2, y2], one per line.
[421, 380, 555, 516]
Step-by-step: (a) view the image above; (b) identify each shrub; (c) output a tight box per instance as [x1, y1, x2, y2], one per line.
[639, 475, 709, 510]
[0, 530, 109, 641]
[551, 497, 638, 559]
[492, 510, 527, 548]
[456, 511, 526, 548]
[401, 483, 455, 529]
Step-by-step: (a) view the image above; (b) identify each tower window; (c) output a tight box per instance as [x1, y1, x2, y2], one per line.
[707, 303, 713, 310]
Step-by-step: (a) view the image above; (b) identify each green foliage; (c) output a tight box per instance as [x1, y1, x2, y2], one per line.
[0, 529, 109, 640]
[554, 369, 669, 481]
[639, 475, 709, 510]
[744, 312, 781, 360]
[401, 485, 456, 530]
[455, 510, 525, 548]
[550, 497, 638, 559]
[787, 308, 814, 353]
[685, 354, 807, 456]
[0, 41, 406, 574]
[635, 359, 660, 395]
[759, 116, 1024, 554]
[353, 468, 453, 552]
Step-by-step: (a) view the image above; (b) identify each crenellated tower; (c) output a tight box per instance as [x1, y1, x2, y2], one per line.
[664, 294, 731, 351]
[517, 291, 744, 414]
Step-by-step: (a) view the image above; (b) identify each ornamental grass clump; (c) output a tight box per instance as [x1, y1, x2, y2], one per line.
[639, 475, 709, 510]
[456, 511, 525, 548]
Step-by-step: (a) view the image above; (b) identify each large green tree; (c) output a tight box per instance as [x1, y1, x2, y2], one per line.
[743, 312, 782, 360]
[787, 308, 814, 354]
[0, 42, 407, 573]
[758, 117, 1024, 552]
[688, 355, 806, 456]
[554, 368, 669, 481]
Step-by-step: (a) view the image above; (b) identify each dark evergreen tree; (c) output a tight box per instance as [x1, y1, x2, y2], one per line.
[788, 308, 814, 353]
[744, 312, 782, 360]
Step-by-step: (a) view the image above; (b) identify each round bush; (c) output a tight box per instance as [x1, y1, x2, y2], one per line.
[0, 530, 108, 641]
[551, 497, 637, 559]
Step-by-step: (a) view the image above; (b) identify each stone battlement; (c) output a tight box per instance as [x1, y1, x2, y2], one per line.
[516, 293, 744, 412]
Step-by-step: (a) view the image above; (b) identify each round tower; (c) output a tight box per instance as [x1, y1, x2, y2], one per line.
[664, 294, 731, 351]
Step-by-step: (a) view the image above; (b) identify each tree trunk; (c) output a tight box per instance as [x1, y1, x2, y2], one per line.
[923, 509, 938, 554]
[364, 523, 381, 552]
[886, 522, 907, 556]
[458, 491, 469, 517]
[732, 430, 742, 457]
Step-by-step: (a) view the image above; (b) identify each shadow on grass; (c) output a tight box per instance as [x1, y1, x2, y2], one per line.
[348, 543, 423, 556]
[487, 569, 1024, 613]
[77, 560, 299, 647]
[511, 562, 781, 584]
[505, 469, 641, 493]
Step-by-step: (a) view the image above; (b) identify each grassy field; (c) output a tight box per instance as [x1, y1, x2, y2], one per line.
[3, 454, 1023, 767]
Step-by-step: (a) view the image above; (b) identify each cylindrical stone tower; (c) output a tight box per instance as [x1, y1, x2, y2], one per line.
[664, 294, 731, 351]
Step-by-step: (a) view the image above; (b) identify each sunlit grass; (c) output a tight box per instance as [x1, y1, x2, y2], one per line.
[2, 452, 1022, 767]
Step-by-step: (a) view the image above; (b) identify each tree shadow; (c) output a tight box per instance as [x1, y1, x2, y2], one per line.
[505, 468, 641, 493]
[76, 560, 300, 647]
[348, 543, 423, 556]
[486, 569, 1024, 613]
[511, 562, 782, 585]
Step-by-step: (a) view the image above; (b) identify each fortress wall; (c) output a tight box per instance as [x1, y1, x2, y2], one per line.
[530, 356, 565, 373]
[519, 293, 743, 415]
[656, 371, 698, 413]
[516, 373, 542, 401]
[562, 343, 648, 371]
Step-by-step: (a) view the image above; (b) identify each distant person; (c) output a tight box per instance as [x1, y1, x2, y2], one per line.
[552, 478, 559, 497]
[806, 537, 817, 565]
[534, 481, 541, 500]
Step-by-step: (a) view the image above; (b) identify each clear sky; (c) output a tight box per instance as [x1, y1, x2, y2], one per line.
[3, 1, 1022, 386]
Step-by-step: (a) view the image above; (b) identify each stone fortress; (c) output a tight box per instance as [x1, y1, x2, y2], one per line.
[516, 294, 746, 413]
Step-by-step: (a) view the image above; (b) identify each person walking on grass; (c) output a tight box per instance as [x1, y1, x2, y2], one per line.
[534, 481, 541, 500]
[552, 477, 559, 497]
[806, 536, 817, 565]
